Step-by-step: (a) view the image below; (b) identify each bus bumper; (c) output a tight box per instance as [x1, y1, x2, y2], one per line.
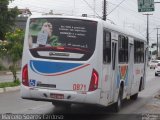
[21, 85, 101, 105]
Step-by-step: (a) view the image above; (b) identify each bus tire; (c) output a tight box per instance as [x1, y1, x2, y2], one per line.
[130, 93, 138, 100]
[139, 78, 143, 91]
[114, 86, 123, 112]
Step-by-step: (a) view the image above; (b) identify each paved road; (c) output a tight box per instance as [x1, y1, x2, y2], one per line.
[0, 67, 160, 120]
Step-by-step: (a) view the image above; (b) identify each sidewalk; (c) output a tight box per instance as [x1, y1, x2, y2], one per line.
[0, 86, 20, 93]
[0, 71, 21, 93]
[0, 71, 21, 83]
[0, 71, 21, 75]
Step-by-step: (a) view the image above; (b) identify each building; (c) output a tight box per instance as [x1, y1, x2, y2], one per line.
[18, 8, 32, 17]
[16, 8, 32, 30]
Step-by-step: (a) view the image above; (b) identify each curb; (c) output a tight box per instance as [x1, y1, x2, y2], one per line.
[6, 71, 21, 75]
[0, 86, 20, 93]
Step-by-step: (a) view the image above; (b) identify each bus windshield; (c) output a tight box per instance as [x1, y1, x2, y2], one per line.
[28, 18, 97, 61]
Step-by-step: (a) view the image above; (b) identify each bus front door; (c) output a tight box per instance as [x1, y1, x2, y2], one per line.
[128, 42, 134, 96]
[110, 41, 118, 102]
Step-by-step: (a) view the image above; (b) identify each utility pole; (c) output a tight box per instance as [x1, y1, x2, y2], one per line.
[103, 0, 106, 21]
[154, 1, 160, 58]
[143, 14, 153, 62]
[156, 28, 160, 58]
[143, 14, 153, 46]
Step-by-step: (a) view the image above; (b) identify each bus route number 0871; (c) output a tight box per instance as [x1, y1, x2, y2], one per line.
[73, 84, 86, 91]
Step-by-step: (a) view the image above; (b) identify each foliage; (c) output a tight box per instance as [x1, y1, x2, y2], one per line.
[0, 0, 19, 40]
[5, 28, 24, 62]
[0, 40, 8, 57]
[0, 79, 20, 88]
[0, 0, 22, 82]
[0, 28, 24, 82]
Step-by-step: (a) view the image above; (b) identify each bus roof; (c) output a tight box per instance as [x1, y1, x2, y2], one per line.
[28, 15, 146, 42]
[102, 20, 146, 42]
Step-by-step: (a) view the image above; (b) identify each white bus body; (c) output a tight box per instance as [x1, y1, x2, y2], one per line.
[21, 15, 147, 111]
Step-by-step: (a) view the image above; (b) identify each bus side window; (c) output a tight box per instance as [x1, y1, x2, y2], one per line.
[118, 35, 128, 63]
[103, 30, 111, 64]
[134, 40, 144, 63]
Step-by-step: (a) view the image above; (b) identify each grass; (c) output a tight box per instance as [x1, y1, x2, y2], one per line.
[0, 79, 20, 88]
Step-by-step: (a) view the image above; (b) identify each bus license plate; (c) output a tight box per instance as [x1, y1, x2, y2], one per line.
[50, 93, 64, 99]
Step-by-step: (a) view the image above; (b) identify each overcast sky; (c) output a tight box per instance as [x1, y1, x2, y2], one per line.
[9, 0, 160, 44]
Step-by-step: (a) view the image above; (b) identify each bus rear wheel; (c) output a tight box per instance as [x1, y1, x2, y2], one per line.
[114, 86, 123, 112]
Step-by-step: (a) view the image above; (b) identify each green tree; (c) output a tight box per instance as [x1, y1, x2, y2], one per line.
[0, 0, 19, 40]
[2, 28, 24, 82]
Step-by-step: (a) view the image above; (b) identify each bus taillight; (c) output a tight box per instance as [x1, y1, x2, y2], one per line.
[89, 69, 99, 91]
[22, 64, 29, 86]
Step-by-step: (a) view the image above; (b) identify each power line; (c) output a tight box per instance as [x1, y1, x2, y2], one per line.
[9, 0, 160, 31]
[108, 1, 141, 19]
[107, 0, 127, 16]
[82, 0, 102, 18]
[107, 1, 160, 25]
[149, 28, 156, 35]
[10, 1, 74, 15]
[107, 1, 160, 36]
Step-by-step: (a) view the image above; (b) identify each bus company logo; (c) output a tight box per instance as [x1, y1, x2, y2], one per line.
[49, 52, 69, 56]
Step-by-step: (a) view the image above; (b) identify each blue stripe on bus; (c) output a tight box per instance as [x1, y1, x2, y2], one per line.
[30, 60, 83, 74]
[117, 72, 120, 88]
[125, 70, 128, 86]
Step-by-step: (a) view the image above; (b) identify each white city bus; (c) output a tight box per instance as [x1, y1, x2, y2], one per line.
[21, 15, 147, 112]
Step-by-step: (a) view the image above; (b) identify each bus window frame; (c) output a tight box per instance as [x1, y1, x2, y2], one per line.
[103, 30, 111, 64]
